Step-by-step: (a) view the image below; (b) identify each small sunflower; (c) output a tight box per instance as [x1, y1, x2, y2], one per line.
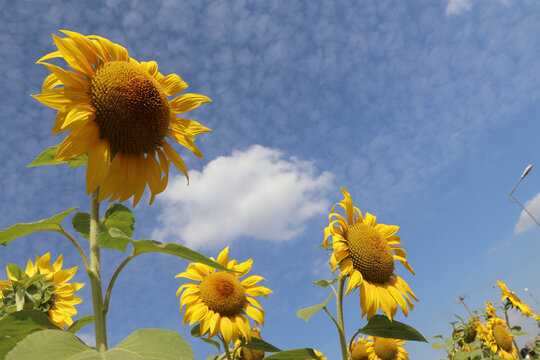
[480, 317, 519, 360]
[175, 247, 272, 345]
[496, 280, 540, 321]
[0, 253, 84, 328]
[33, 30, 211, 206]
[311, 350, 327, 360]
[323, 187, 417, 320]
[364, 336, 409, 360]
[350, 336, 370, 360]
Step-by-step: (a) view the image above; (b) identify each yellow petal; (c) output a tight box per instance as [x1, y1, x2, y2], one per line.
[86, 139, 111, 194]
[169, 93, 212, 114]
[55, 121, 99, 161]
[162, 141, 189, 182]
[158, 73, 188, 96]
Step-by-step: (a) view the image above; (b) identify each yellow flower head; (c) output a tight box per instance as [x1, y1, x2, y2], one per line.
[323, 187, 417, 320]
[496, 280, 540, 321]
[0, 253, 84, 328]
[175, 247, 272, 345]
[364, 336, 409, 360]
[351, 336, 370, 360]
[479, 317, 519, 360]
[33, 30, 212, 206]
[485, 300, 497, 318]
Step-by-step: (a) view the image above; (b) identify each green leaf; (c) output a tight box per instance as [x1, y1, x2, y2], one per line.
[430, 342, 446, 350]
[296, 293, 333, 322]
[0, 208, 77, 246]
[263, 348, 318, 359]
[67, 315, 94, 334]
[0, 310, 59, 359]
[6, 328, 195, 360]
[312, 279, 337, 288]
[358, 315, 428, 342]
[72, 212, 90, 240]
[99, 204, 134, 251]
[239, 337, 281, 352]
[6, 264, 27, 281]
[27, 144, 87, 168]
[454, 349, 483, 360]
[118, 235, 235, 273]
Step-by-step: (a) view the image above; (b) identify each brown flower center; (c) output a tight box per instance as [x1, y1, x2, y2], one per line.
[199, 272, 246, 317]
[90, 61, 170, 155]
[347, 223, 395, 283]
[373, 337, 398, 360]
[493, 324, 513, 352]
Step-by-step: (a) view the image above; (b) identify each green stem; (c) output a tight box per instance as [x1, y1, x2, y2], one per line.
[88, 189, 107, 351]
[58, 227, 90, 272]
[348, 329, 363, 353]
[103, 252, 136, 313]
[503, 307, 522, 359]
[323, 306, 340, 329]
[336, 276, 348, 360]
[218, 334, 233, 360]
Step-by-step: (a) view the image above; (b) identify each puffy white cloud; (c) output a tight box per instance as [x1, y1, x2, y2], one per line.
[446, 0, 472, 15]
[152, 145, 333, 249]
[514, 192, 540, 234]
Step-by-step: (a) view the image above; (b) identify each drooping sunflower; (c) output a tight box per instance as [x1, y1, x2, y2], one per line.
[496, 280, 540, 321]
[33, 30, 211, 206]
[323, 187, 417, 320]
[0, 253, 84, 328]
[364, 336, 409, 360]
[175, 247, 272, 345]
[478, 317, 519, 360]
[350, 336, 370, 360]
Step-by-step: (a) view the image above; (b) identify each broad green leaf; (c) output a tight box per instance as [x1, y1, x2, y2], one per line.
[430, 342, 446, 350]
[312, 279, 337, 288]
[6, 264, 27, 281]
[99, 204, 134, 251]
[191, 324, 221, 350]
[0, 208, 77, 246]
[27, 144, 87, 168]
[67, 315, 94, 334]
[239, 337, 281, 352]
[0, 310, 59, 359]
[358, 315, 427, 342]
[7, 328, 195, 360]
[72, 212, 90, 240]
[263, 348, 318, 359]
[296, 293, 333, 322]
[111, 232, 235, 273]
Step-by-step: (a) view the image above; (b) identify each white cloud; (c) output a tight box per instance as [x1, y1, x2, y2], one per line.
[445, 0, 472, 15]
[152, 145, 333, 249]
[514, 192, 540, 234]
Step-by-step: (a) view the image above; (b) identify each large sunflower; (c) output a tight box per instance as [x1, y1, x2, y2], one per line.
[323, 187, 417, 320]
[496, 280, 540, 321]
[175, 247, 272, 345]
[478, 317, 519, 360]
[0, 253, 84, 328]
[364, 336, 409, 360]
[33, 30, 211, 206]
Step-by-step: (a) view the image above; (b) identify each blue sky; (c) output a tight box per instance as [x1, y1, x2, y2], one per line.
[1, 0, 540, 358]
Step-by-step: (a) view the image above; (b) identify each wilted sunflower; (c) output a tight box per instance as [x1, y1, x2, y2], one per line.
[364, 336, 409, 360]
[323, 187, 417, 319]
[350, 336, 370, 360]
[0, 253, 84, 328]
[175, 247, 272, 345]
[496, 280, 540, 321]
[478, 317, 519, 360]
[33, 30, 211, 206]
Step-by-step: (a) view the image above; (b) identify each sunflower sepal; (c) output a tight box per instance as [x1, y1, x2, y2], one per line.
[358, 315, 428, 342]
[27, 143, 88, 168]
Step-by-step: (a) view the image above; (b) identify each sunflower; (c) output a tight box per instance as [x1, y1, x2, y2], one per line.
[175, 247, 272, 345]
[485, 300, 497, 319]
[478, 317, 519, 360]
[33, 30, 211, 206]
[364, 336, 409, 360]
[351, 336, 370, 360]
[311, 350, 327, 360]
[496, 280, 540, 321]
[323, 187, 417, 320]
[0, 253, 84, 328]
